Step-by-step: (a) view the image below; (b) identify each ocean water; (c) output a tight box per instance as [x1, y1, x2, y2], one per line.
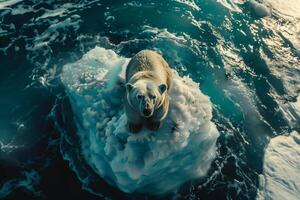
[0, 0, 299, 200]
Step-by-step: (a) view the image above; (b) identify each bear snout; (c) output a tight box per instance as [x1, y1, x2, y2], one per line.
[143, 108, 152, 117]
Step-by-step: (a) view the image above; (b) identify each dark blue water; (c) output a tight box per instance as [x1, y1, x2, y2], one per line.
[0, 0, 299, 199]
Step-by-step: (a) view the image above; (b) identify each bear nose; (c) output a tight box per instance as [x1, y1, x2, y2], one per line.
[143, 109, 151, 116]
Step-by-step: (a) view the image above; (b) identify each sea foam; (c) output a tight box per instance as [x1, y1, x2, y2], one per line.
[61, 47, 219, 195]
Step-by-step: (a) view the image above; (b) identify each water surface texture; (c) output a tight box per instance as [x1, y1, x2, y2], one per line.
[0, 0, 299, 200]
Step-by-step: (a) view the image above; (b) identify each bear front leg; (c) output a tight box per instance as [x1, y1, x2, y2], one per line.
[147, 122, 161, 131]
[128, 122, 143, 133]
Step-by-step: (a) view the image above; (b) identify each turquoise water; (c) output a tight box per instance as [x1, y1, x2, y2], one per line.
[0, 0, 299, 199]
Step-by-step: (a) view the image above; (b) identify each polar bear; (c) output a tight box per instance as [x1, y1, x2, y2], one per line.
[125, 50, 173, 133]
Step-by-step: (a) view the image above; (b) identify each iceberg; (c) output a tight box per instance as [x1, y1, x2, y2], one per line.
[257, 131, 300, 200]
[60, 47, 219, 195]
[249, 0, 271, 18]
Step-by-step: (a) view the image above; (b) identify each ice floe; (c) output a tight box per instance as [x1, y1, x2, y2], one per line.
[61, 47, 219, 195]
[257, 131, 300, 200]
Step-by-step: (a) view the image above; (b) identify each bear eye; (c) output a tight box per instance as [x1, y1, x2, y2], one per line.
[150, 94, 156, 99]
[137, 94, 143, 99]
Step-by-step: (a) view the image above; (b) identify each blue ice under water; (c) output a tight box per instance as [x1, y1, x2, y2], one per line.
[61, 47, 219, 195]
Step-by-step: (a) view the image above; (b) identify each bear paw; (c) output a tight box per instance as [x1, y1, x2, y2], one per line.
[128, 122, 143, 133]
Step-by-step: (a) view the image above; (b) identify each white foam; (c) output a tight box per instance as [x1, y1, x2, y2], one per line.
[257, 131, 300, 200]
[61, 47, 219, 195]
[0, 0, 22, 10]
[173, 0, 200, 11]
[36, 6, 69, 20]
[217, 0, 244, 12]
[10, 4, 33, 15]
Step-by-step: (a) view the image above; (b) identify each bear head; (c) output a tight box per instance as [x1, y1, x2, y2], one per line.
[126, 79, 167, 118]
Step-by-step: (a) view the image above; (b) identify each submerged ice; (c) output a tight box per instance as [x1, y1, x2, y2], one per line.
[61, 47, 219, 195]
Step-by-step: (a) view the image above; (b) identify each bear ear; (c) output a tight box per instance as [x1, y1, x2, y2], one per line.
[126, 83, 134, 92]
[158, 84, 167, 94]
